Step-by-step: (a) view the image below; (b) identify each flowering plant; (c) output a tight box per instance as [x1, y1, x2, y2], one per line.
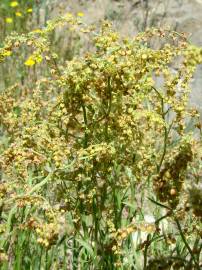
[0, 15, 201, 269]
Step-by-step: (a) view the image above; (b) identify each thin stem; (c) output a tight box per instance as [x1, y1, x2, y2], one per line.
[175, 218, 200, 270]
[148, 196, 172, 210]
[104, 77, 112, 141]
[82, 103, 88, 148]
[151, 86, 172, 173]
[143, 235, 150, 270]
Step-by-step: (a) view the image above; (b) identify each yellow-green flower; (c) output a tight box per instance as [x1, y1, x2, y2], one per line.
[77, 12, 84, 17]
[27, 8, 33, 13]
[3, 50, 12, 57]
[65, 12, 73, 17]
[5, 17, 13, 24]
[10, 1, 19, 7]
[15, 12, 22, 17]
[35, 55, 43, 63]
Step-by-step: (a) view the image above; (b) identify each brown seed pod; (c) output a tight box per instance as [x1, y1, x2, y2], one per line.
[170, 188, 177, 196]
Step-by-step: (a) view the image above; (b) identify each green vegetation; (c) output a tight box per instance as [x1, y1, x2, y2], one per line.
[0, 2, 201, 269]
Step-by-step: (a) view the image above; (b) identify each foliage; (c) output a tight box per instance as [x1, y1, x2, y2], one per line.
[0, 13, 202, 270]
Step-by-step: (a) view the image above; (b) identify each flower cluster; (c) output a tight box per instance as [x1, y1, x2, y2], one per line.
[0, 16, 202, 269]
[1, 0, 33, 34]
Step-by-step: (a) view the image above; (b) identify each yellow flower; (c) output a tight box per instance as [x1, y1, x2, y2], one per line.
[6, 17, 13, 24]
[10, 1, 19, 7]
[27, 8, 33, 13]
[24, 57, 35, 66]
[32, 29, 42, 33]
[24, 54, 43, 66]
[77, 12, 84, 17]
[15, 12, 22, 17]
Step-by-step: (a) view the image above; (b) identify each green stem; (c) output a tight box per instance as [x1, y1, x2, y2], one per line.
[151, 86, 172, 173]
[82, 103, 88, 148]
[175, 218, 200, 270]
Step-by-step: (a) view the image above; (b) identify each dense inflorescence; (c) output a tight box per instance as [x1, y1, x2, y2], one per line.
[0, 14, 201, 269]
